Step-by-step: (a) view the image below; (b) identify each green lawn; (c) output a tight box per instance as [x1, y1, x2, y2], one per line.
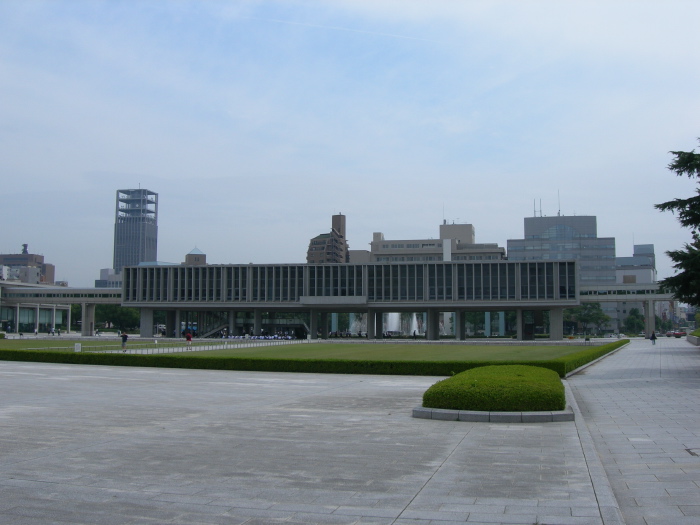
[183, 342, 587, 361]
[0, 338, 589, 361]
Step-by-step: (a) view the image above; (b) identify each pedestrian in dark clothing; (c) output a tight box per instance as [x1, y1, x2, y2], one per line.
[650, 331, 657, 345]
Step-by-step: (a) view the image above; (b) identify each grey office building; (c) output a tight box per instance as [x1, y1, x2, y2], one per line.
[507, 215, 617, 329]
[113, 189, 158, 273]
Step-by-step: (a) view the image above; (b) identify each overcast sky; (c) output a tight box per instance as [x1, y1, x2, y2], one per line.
[1, 0, 699, 287]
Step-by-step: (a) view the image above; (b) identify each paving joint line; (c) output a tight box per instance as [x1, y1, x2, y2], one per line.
[565, 380, 626, 525]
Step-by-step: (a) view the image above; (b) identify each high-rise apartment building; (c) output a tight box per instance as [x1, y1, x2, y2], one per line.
[306, 214, 349, 264]
[113, 189, 158, 272]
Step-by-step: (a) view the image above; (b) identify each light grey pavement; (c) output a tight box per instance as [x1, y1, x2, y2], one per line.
[0, 337, 697, 525]
[2, 361, 602, 525]
[569, 337, 700, 525]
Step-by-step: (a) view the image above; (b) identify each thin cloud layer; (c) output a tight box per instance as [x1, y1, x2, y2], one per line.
[0, 0, 698, 285]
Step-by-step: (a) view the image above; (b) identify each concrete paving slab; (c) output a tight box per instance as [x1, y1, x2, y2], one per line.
[0, 360, 608, 525]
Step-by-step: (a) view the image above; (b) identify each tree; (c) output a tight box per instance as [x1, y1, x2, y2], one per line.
[564, 303, 610, 334]
[70, 304, 82, 330]
[624, 308, 645, 334]
[95, 305, 140, 331]
[655, 140, 700, 306]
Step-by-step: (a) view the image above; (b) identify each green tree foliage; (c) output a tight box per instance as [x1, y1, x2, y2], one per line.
[656, 315, 672, 333]
[564, 303, 610, 334]
[95, 305, 140, 331]
[623, 308, 645, 334]
[70, 304, 82, 329]
[655, 140, 700, 306]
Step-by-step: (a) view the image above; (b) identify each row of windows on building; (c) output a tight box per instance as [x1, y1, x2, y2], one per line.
[509, 243, 615, 251]
[375, 255, 501, 262]
[123, 262, 577, 304]
[4, 292, 121, 299]
[381, 243, 439, 249]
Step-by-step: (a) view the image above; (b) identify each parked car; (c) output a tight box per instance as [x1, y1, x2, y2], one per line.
[674, 330, 687, 338]
[666, 331, 674, 337]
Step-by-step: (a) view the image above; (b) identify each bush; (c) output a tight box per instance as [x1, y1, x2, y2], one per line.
[423, 365, 565, 412]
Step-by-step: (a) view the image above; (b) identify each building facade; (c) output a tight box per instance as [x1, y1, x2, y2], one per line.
[122, 259, 579, 340]
[113, 189, 158, 273]
[364, 222, 505, 263]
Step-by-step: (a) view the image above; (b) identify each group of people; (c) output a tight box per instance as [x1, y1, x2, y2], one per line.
[222, 333, 296, 340]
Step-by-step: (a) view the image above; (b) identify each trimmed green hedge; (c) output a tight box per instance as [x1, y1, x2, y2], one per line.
[423, 365, 565, 412]
[0, 339, 628, 377]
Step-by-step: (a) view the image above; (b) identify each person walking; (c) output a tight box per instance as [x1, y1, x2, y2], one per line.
[650, 331, 657, 345]
[121, 331, 128, 352]
[185, 331, 192, 348]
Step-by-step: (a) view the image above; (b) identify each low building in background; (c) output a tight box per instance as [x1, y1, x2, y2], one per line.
[0, 244, 56, 284]
[368, 221, 505, 263]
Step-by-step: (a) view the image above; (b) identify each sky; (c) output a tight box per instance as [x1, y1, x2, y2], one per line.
[1, 0, 699, 287]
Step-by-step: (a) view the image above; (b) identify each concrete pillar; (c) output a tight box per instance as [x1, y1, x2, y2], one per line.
[331, 312, 338, 334]
[309, 309, 318, 339]
[15, 304, 20, 333]
[51, 307, 56, 331]
[35, 305, 40, 333]
[455, 310, 465, 340]
[516, 309, 523, 341]
[549, 308, 564, 340]
[254, 310, 262, 336]
[485, 311, 492, 337]
[81, 303, 95, 336]
[427, 310, 440, 340]
[166, 311, 176, 338]
[174, 310, 181, 337]
[228, 311, 236, 336]
[320, 312, 329, 339]
[645, 300, 655, 337]
[67, 305, 71, 334]
[366, 310, 375, 339]
[139, 308, 154, 338]
[498, 311, 505, 336]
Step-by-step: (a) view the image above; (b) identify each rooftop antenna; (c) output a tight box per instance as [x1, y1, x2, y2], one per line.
[557, 190, 561, 216]
[539, 199, 543, 217]
[533, 199, 536, 217]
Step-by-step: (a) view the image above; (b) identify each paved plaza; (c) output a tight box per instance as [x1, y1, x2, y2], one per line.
[569, 336, 700, 525]
[0, 338, 698, 524]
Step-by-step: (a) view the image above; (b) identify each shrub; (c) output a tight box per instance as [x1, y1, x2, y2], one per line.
[423, 365, 565, 412]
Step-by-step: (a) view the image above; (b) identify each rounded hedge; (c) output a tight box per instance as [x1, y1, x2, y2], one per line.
[422, 365, 565, 412]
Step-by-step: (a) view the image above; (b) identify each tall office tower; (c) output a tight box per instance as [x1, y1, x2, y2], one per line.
[113, 189, 158, 273]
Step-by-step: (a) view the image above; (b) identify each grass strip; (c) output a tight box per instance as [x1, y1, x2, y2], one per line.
[0, 340, 627, 377]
